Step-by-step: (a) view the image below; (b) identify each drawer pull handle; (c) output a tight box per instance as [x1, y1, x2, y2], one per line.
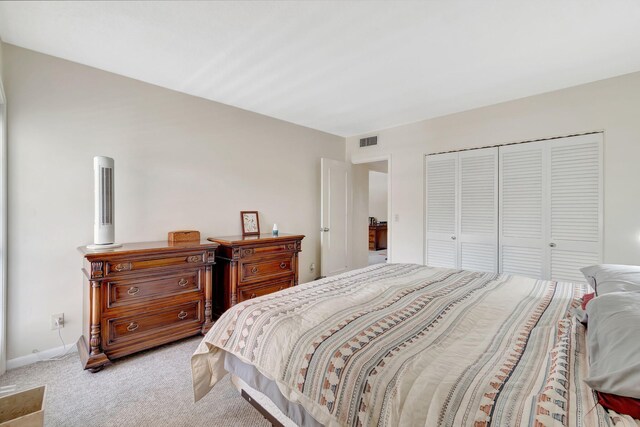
[280, 262, 287, 269]
[127, 287, 140, 296]
[127, 322, 139, 332]
[114, 262, 132, 272]
[242, 249, 255, 257]
[251, 267, 259, 274]
[178, 311, 188, 320]
[178, 278, 189, 287]
[250, 293, 257, 299]
[187, 255, 201, 263]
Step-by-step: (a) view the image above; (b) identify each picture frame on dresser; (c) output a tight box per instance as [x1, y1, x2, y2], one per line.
[240, 211, 260, 236]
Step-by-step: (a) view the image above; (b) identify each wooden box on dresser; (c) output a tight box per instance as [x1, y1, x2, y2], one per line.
[77, 240, 219, 372]
[207, 234, 304, 317]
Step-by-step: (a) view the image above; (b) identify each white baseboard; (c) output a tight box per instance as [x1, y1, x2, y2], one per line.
[7, 343, 78, 370]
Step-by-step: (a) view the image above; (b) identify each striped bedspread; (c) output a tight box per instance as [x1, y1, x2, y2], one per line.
[192, 264, 639, 426]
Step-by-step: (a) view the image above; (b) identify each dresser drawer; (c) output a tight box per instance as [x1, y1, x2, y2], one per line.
[105, 300, 202, 347]
[104, 269, 203, 310]
[238, 276, 294, 303]
[102, 250, 207, 277]
[239, 242, 298, 258]
[239, 255, 293, 284]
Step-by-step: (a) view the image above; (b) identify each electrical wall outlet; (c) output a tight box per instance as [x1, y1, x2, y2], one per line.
[310, 263, 315, 272]
[50, 313, 64, 330]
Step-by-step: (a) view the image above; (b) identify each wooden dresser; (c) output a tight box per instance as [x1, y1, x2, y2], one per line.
[77, 240, 219, 372]
[369, 223, 387, 250]
[207, 234, 304, 317]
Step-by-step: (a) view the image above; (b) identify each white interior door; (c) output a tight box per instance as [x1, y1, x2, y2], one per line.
[320, 158, 352, 277]
[459, 148, 498, 272]
[499, 141, 546, 279]
[547, 134, 603, 282]
[425, 152, 458, 268]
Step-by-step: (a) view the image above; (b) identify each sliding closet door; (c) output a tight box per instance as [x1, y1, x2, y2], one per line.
[459, 148, 498, 272]
[499, 141, 546, 279]
[499, 134, 603, 282]
[547, 134, 603, 282]
[425, 153, 458, 268]
[426, 148, 498, 272]
[427, 134, 601, 279]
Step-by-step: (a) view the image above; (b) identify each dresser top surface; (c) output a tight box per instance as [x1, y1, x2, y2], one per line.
[369, 223, 387, 229]
[78, 240, 219, 258]
[207, 233, 305, 246]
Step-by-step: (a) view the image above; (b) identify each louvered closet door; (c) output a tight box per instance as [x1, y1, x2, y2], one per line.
[548, 134, 603, 282]
[459, 148, 498, 272]
[499, 141, 546, 279]
[425, 152, 458, 268]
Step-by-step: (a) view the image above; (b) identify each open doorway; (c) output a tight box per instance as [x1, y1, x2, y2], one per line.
[350, 157, 391, 268]
[365, 161, 388, 265]
[325, 156, 390, 274]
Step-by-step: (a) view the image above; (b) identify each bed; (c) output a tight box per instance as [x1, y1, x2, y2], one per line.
[191, 263, 639, 426]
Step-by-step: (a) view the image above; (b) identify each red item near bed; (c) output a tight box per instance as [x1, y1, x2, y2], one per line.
[597, 392, 640, 419]
[582, 292, 595, 310]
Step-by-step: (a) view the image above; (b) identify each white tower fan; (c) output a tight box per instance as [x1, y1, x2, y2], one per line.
[87, 156, 122, 249]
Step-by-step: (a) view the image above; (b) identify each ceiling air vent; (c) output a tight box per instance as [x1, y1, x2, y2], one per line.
[359, 136, 378, 148]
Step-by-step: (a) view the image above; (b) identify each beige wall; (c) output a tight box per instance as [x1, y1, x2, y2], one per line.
[3, 44, 345, 360]
[368, 171, 387, 222]
[348, 71, 640, 266]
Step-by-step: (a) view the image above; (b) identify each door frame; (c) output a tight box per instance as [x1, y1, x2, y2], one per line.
[351, 154, 392, 263]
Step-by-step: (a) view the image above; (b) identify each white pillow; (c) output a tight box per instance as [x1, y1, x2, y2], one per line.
[580, 264, 640, 295]
[584, 292, 640, 398]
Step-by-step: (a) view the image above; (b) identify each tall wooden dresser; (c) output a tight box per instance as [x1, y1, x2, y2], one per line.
[207, 234, 304, 317]
[78, 240, 218, 371]
[368, 223, 387, 250]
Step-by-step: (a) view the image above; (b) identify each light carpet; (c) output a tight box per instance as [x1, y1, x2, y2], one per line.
[0, 336, 270, 426]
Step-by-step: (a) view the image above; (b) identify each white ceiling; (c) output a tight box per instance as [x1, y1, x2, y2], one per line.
[2, 1, 640, 137]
